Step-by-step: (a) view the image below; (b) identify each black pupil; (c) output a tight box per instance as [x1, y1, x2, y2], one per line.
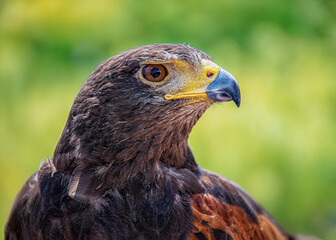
[150, 68, 161, 78]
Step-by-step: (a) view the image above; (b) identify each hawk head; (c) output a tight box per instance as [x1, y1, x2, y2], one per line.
[53, 44, 240, 197]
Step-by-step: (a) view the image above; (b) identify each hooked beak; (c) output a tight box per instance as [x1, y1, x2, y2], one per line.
[164, 59, 241, 107]
[206, 69, 241, 107]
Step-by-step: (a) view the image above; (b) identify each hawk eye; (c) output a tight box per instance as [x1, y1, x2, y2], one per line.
[141, 64, 167, 82]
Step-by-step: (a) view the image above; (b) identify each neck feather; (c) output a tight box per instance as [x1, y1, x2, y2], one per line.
[52, 102, 209, 190]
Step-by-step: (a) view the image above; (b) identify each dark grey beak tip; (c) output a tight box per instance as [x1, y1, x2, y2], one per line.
[206, 69, 241, 108]
[233, 94, 241, 108]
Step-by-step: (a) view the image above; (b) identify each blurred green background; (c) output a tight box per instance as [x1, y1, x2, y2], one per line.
[1, 0, 336, 239]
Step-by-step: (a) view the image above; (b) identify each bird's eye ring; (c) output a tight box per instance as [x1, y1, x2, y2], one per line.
[141, 64, 167, 82]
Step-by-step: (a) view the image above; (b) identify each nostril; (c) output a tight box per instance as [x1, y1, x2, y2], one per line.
[206, 71, 214, 79]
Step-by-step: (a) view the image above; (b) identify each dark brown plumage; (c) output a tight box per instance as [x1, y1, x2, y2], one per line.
[5, 44, 316, 240]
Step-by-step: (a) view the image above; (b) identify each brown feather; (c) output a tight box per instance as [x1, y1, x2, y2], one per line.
[190, 195, 287, 240]
[189, 170, 290, 240]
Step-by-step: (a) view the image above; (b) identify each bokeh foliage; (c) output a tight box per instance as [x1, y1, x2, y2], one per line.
[1, 0, 336, 239]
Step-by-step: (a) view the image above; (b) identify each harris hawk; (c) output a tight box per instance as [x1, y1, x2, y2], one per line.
[5, 44, 316, 240]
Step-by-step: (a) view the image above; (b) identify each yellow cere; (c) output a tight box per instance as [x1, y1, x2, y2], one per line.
[201, 59, 221, 80]
[164, 59, 222, 101]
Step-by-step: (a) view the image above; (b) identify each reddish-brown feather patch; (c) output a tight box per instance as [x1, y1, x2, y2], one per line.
[189, 194, 288, 240]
